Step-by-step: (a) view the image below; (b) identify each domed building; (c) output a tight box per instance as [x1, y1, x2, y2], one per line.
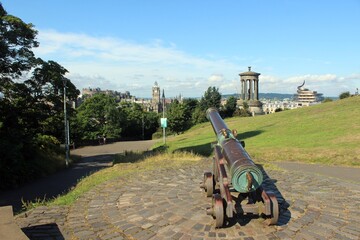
[237, 67, 264, 115]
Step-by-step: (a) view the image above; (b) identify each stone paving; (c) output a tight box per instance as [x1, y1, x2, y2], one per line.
[15, 159, 360, 240]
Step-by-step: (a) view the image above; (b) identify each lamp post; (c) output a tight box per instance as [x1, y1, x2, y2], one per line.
[162, 89, 166, 145]
[142, 114, 145, 140]
[63, 78, 69, 167]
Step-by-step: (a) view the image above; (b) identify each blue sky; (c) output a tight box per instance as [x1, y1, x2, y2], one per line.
[2, 0, 360, 98]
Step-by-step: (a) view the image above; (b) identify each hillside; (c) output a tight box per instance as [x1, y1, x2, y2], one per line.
[165, 96, 360, 166]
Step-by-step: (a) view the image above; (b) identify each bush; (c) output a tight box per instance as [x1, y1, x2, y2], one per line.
[339, 91, 350, 99]
[152, 131, 163, 139]
[233, 108, 251, 117]
[0, 134, 67, 190]
[35, 134, 61, 150]
[323, 98, 333, 103]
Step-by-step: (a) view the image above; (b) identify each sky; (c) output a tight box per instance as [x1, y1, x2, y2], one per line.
[2, 0, 360, 98]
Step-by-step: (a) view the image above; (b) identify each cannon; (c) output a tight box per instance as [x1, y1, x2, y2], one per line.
[200, 107, 279, 228]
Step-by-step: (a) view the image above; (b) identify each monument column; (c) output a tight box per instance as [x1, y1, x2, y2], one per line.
[239, 66, 263, 115]
[244, 80, 248, 101]
[254, 79, 258, 100]
[241, 79, 245, 100]
[249, 79, 253, 100]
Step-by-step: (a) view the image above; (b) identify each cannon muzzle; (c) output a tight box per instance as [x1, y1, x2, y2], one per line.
[206, 107, 263, 193]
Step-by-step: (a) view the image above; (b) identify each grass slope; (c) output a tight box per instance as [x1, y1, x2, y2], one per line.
[165, 96, 360, 166]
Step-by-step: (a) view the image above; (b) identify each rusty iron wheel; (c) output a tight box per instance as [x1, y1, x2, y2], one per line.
[213, 193, 224, 228]
[205, 173, 214, 197]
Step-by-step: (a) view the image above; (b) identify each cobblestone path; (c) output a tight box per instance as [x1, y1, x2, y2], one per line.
[16, 159, 360, 240]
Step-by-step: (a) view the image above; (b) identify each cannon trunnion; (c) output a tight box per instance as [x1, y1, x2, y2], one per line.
[200, 108, 279, 228]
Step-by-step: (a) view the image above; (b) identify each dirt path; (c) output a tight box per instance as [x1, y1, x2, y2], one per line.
[0, 140, 158, 212]
[275, 162, 360, 183]
[71, 139, 158, 156]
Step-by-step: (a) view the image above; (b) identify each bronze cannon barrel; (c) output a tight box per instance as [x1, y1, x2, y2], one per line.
[206, 107, 263, 193]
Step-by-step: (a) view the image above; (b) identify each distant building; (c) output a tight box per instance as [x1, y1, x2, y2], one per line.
[78, 83, 173, 113]
[237, 66, 264, 115]
[78, 87, 132, 107]
[150, 81, 162, 113]
[81, 87, 131, 100]
[262, 81, 324, 114]
[293, 81, 324, 106]
[262, 99, 300, 114]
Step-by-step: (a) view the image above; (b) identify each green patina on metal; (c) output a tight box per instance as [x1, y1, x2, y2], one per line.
[207, 107, 264, 193]
[230, 164, 263, 193]
[202, 107, 279, 227]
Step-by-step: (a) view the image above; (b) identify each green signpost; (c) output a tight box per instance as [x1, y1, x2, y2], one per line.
[161, 118, 167, 128]
[161, 118, 167, 144]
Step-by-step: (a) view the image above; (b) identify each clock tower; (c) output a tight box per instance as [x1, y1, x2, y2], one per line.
[152, 81, 161, 112]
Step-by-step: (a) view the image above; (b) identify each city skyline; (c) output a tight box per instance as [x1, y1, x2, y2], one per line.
[3, 0, 359, 98]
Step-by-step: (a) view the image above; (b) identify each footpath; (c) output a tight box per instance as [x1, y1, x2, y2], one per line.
[1, 141, 359, 239]
[0, 140, 156, 213]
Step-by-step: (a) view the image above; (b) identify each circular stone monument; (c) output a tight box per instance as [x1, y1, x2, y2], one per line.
[238, 66, 264, 115]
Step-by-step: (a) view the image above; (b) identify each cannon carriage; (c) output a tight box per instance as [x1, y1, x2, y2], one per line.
[200, 107, 279, 228]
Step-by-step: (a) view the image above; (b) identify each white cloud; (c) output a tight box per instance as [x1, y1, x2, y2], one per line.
[34, 29, 243, 97]
[208, 74, 224, 83]
[259, 73, 360, 96]
[33, 29, 359, 97]
[286, 74, 338, 84]
[66, 73, 118, 90]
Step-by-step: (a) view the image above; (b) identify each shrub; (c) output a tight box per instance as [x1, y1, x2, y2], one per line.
[339, 91, 350, 99]
[35, 134, 61, 150]
[323, 98, 333, 103]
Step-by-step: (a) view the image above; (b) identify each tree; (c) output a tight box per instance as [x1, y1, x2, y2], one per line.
[120, 102, 144, 138]
[339, 91, 350, 99]
[75, 94, 122, 140]
[25, 59, 79, 139]
[0, 3, 80, 189]
[142, 111, 159, 139]
[183, 98, 199, 128]
[192, 106, 207, 124]
[119, 102, 159, 139]
[167, 100, 188, 134]
[192, 87, 222, 124]
[0, 3, 40, 145]
[223, 96, 237, 118]
[0, 3, 38, 85]
[199, 86, 222, 111]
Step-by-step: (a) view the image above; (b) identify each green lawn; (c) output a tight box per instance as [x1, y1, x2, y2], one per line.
[162, 96, 360, 166]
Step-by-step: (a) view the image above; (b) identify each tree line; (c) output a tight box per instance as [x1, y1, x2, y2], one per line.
[165, 87, 251, 135]
[74, 94, 160, 143]
[74, 86, 245, 142]
[0, 4, 82, 188]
